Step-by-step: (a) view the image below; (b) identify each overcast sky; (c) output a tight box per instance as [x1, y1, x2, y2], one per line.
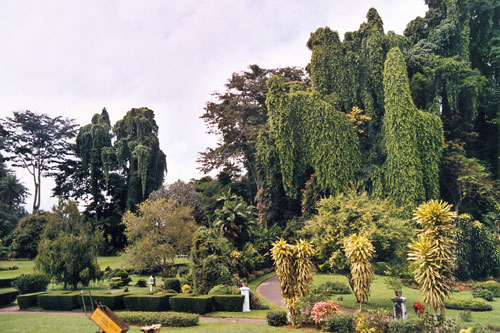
[0, 0, 428, 211]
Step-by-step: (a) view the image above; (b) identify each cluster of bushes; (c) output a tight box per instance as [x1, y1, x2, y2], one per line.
[265, 309, 468, 333]
[117, 311, 198, 327]
[17, 291, 244, 314]
[471, 280, 500, 302]
[106, 269, 132, 289]
[445, 296, 492, 311]
[0, 265, 18, 271]
[12, 273, 50, 294]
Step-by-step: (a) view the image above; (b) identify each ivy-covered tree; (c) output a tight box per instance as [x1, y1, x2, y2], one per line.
[381, 47, 443, 209]
[113, 108, 167, 210]
[262, 76, 361, 200]
[2, 111, 77, 212]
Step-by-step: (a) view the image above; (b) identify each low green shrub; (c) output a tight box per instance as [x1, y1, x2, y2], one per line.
[387, 319, 422, 333]
[472, 288, 494, 301]
[325, 314, 354, 333]
[480, 280, 500, 297]
[0, 265, 18, 271]
[38, 292, 80, 310]
[445, 296, 491, 311]
[12, 273, 50, 294]
[321, 281, 351, 295]
[17, 291, 46, 309]
[207, 284, 240, 295]
[135, 279, 147, 288]
[117, 311, 198, 327]
[266, 311, 287, 327]
[123, 294, 174, 311]
[212, 295, 244, 311]
[0, 278, 14, 288]
[169, 295, 213, 314]
[78, 292, 128, 310]
[0, 289, 19, 306]
[163, 278, 181, 292]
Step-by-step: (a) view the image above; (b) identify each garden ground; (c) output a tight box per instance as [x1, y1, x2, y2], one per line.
[1, 258, 499, 330]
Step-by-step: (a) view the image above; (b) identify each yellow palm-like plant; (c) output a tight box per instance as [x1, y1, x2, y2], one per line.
[408, 200, 456, 317]
[271, 238, 314, 326]
[344, 234, 375, 310]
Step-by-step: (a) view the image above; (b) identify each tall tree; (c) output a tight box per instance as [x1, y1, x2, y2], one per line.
[53, 109, 127, 251]
[2, 111, 77, 212]
[199, 64, 308, 191]
[382, 47, 443, 209]
[113, 108, 167, 210]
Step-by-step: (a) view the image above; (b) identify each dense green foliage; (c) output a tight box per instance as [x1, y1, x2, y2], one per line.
[121, 198, 197, 274]
[190, 226, 233, 294]
[382, 47, 443, 209]
[266, 310, 288, 327]
[0, 289, 18, 306]
[78, 292, 128, 310]
[325, 314, 354, 333]
[300, 190, 410, 273]
[37, 292, 81, 310]
[211, 295, 245, 311]
[16, 291, 47, 310]
[263, 76, 361, 199]
[35, 200, 101, 289]
[10, 214, 47, 259]
[455, 214, 500, 280]
[12, 273, 50, 294]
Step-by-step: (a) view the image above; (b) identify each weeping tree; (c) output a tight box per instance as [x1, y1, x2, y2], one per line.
[408, 200, 456, 318]
[113, 108, 167, 210]
[263, 76, 361, 200]
[343, 234, 375, 311]
[270, 238, 314, 326]
[381, 47, 443, 210]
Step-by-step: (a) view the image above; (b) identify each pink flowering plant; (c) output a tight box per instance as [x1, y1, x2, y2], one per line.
[310, 301, 339, 326]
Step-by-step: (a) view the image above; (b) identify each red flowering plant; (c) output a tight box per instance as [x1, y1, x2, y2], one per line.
[310, 301, 339, 326]
[412, 301, 425, 314]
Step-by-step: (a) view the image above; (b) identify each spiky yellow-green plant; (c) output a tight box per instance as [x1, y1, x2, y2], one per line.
[271, 238, 315, 326]
[344, 234, 375, 310]
[408, 200, 456, 317]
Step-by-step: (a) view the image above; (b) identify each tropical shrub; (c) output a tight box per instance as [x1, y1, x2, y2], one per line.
[270, 238, 314, 326]
[387, 319, 422, 333]
[408, 200, 456, 317]
[12, 273, 50, 294]
[266, 311, 288, 327]
[344, 234, 375, 310]
[310, 301, 338, 326]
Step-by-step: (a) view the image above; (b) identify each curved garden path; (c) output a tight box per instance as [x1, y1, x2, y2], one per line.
[256, 275, 355, 315]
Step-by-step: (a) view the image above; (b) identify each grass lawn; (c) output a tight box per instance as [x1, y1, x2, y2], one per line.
[313, 273, 500, 328]
[0, 314, 315, 332]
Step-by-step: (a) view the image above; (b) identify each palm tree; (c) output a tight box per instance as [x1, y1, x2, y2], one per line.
[213, 191, 257, 249]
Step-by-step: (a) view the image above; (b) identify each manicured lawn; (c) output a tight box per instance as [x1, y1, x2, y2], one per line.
[0, 314, 314, 332]
[313, 273, 500, 328]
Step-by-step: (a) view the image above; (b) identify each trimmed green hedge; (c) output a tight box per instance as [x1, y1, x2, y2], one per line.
[123, 293, 175, 311]
[78, 292, 128, 310]
[169, 295, 213, 314]
[117, 311, 198, 327]
[212, 295, 244, 311]
[37, 292, 80, 310]
[266, 311, 288, 327]
[0, 289, 19, 306]
[17, 292, 47, 309]
[0, 278, 14, 288]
